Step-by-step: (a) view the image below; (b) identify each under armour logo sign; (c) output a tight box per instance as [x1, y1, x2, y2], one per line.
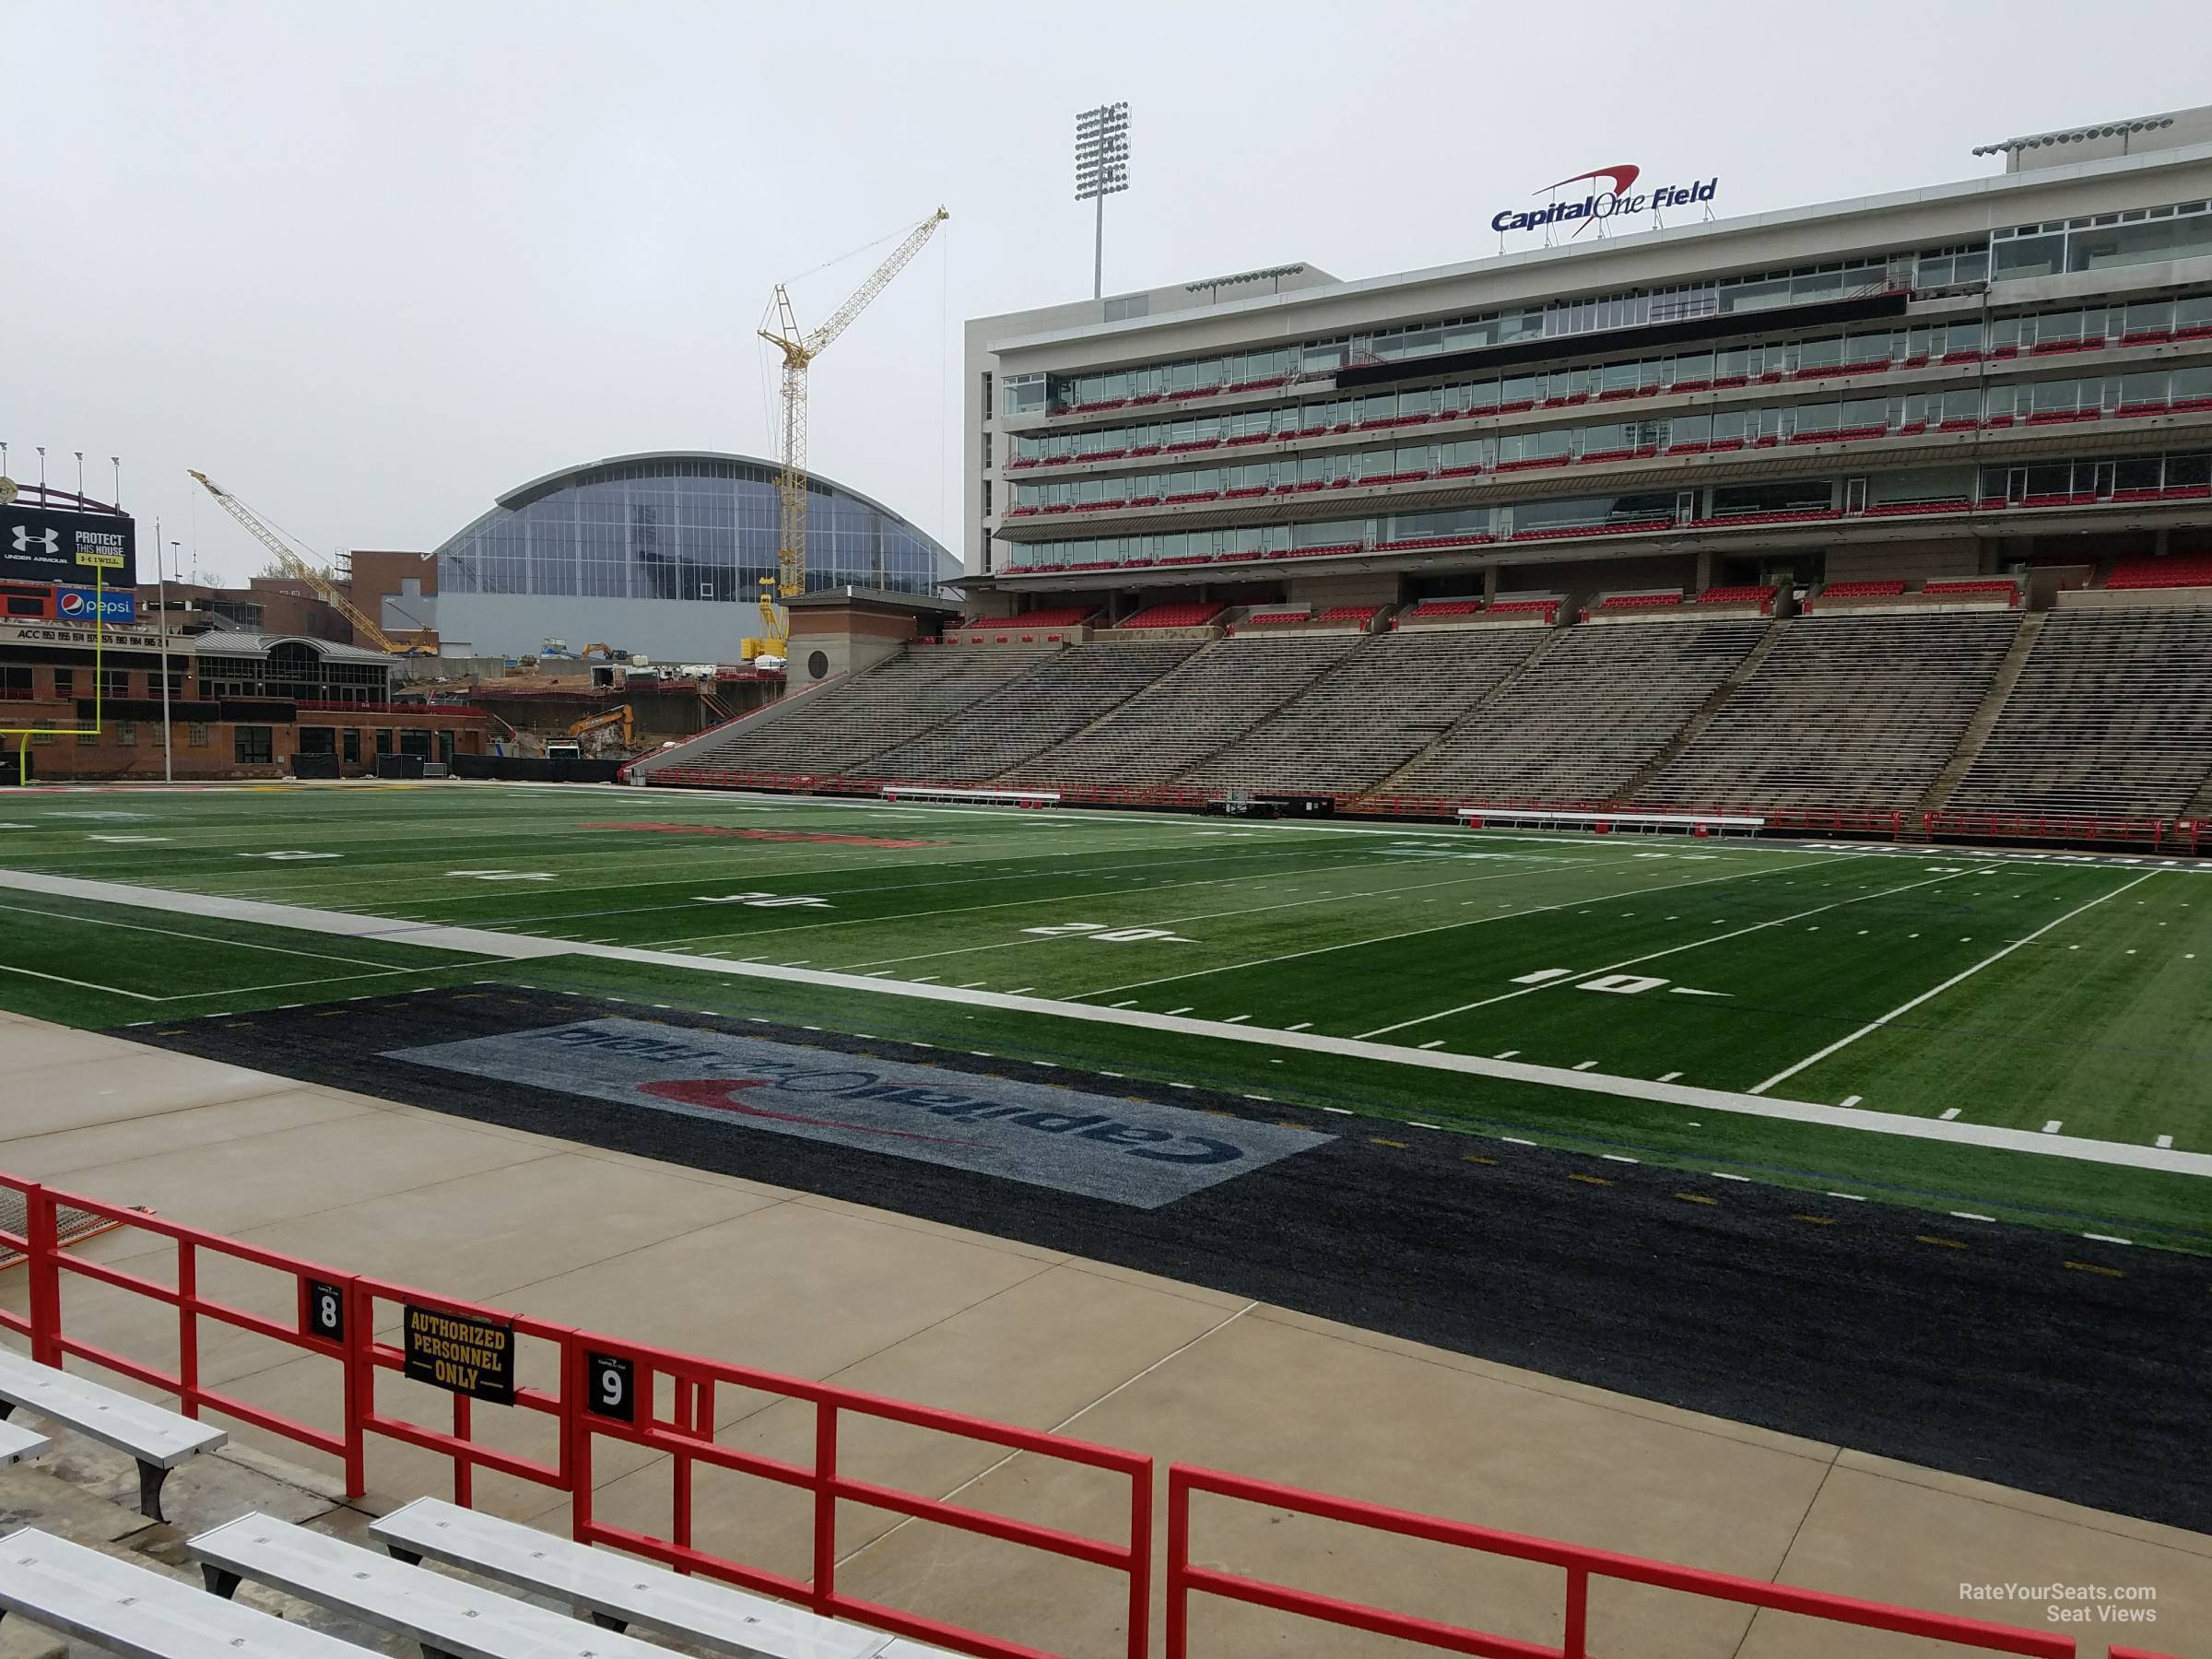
[10, 526, 59, 555]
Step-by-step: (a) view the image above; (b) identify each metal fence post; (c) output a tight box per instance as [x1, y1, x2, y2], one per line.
[25, 1185, 61, 1367]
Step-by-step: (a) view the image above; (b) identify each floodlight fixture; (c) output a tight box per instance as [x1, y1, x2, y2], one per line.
[1075, 101, 1131, 300]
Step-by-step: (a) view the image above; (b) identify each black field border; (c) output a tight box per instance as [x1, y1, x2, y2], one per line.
[127, 988, 2212, 1536]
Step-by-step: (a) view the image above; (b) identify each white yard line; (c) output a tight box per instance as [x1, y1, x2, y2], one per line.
[0, 899, 448, 973]
[0, 963, 160, 1000]
[1748, 872, 2160, 1096]
[1356, 854, 1921, 1038]
[8, 864, 2208, 1182]
[1065, 859, 1812, 1005]
[830, 859, 1548, 973]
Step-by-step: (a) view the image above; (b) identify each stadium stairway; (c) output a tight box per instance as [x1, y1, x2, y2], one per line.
[980, 639, 1238, 780]
[1004, 632, 1361, 788]
[859, 640, 1203, 782]
[1170, 627, 1544, 797]
[2185, 769, 2212, 822]
[1356, 626, 1564, 801]
[630, 646, 1068, 782]
[1914, 610, 2049, 815]
[1611, 615, 1790, 803]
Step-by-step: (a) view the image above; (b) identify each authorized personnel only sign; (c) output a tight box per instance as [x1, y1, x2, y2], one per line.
[387, 1018, 1332, 1209]
[402, 1303, 516, 1404]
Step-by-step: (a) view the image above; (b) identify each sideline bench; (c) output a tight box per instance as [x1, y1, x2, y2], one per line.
[191, 1514, 691, 1659]
[371, 1498, 950, 1658]
[0, 1527, 374, 1659]
[0, 1347, 225, 1520]
[0, 1421, 51, 1466]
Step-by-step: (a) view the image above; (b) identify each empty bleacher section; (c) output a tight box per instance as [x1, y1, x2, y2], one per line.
[1395, 598, 1486, 625]
[672, 648, 1049, 776]
[1947, 607, 2212, 818]
[2105, 551, 2212, 590]
[943, 605, 1096, 636]
[1697, 584, 1781, 612]
[1009, 634, 1358, 786]
[1393, 621, 1770, 805]
[1638, 612, 2019, 810]
[1114, 600, 1225, 629]
[1181, 629, 1545, 796]
[859, 641, 1199, 782]
[1923, 578, 2022, 606]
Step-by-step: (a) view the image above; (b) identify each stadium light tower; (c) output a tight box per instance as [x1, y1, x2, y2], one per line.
[1075, 101, 1130, 300]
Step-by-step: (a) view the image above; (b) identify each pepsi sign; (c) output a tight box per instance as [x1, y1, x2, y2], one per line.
[1491, 165, 1717, 238]
[55, 586, 136, 625]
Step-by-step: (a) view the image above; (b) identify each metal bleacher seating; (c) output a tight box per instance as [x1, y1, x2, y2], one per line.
[1638, 611, 2019, 811]
[677, 648, 1051, 777]
[0, 1420, 51, 1467]
[192, 1513, 710, 1659]
[1009, 633, 1359, 787]
[1947, 606, 2212, 818]
[857, 641, 1199, 782]
[371, 1498, 952, 1658]
[0, 1528, 377, 1659]
[1394, 620, 1770, 804]
[0, 1344, 224, 1520]
[1181, 628, 1543, 796]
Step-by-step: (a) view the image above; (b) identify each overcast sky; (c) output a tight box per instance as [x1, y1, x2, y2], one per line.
[6, 1, 2207, 584]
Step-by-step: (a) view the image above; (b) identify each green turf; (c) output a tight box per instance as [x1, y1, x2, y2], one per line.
[1, 781, 2206, 1247]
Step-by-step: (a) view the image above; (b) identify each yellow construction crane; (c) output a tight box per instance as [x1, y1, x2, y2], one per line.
[187, 470, 431, 656]
[756, 206, 948, 649]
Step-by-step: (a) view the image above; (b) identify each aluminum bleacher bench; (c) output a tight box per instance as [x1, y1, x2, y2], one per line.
[0, 1421, 51, 1467]
[371, 1499, 953, 1658]
[0, 1347, 224, 1521]
[0, 1527, 375, 1659]
[194, 1512, 916, 1659]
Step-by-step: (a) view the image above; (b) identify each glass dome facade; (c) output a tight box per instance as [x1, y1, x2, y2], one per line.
[434, 453, 957, 603]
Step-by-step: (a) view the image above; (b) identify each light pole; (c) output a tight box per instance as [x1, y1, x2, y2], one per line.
[154, 520, 174, 782]
[1075, 101, 1130, 300]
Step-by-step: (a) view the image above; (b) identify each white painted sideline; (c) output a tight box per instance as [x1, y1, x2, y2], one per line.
[1, 865, 2204, 1181]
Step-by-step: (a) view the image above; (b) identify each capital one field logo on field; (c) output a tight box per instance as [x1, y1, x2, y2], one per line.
[385, 1018, 1330, 1208]
[1490, 164, 1718, 238]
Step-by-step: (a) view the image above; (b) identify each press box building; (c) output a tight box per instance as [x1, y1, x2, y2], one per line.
[959, 107, 2212, 618]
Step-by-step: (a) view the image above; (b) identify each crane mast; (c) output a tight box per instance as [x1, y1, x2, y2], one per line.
[187, 470, 424, 655]
[757, 208, 947, 638]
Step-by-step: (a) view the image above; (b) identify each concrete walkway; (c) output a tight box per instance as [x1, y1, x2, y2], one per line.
[0, 1008, 2202, 1659]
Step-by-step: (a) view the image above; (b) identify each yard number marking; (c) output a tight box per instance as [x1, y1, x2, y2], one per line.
[1022, 921, 1192, 944]
[694, 892, 830, 908]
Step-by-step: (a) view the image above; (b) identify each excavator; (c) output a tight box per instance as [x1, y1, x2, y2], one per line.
[557, 705, 635, 759]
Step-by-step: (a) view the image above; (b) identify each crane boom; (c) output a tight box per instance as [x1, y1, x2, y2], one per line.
[758, 207, 947, 611]
[187, 470, 422, 655]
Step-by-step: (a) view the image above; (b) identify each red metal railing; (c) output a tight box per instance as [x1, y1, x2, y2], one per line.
[0, 1173, 1147, 1659]
[639, 769, 2204, 857]
[567, 1332, 1149, 1659]
[1165, 1465, 2086, 1659]
[0, 1174, 2176, 1659]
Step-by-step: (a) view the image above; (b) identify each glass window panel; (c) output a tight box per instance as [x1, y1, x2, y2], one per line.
[1993, 231, 2065, 280]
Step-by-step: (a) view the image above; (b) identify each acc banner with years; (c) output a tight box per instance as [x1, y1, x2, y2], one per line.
[0, 503, 138, 585]
[402, 1302, 516, 1404]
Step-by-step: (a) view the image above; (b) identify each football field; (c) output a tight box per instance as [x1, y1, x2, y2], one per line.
[2, 780, 2207, 1248]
